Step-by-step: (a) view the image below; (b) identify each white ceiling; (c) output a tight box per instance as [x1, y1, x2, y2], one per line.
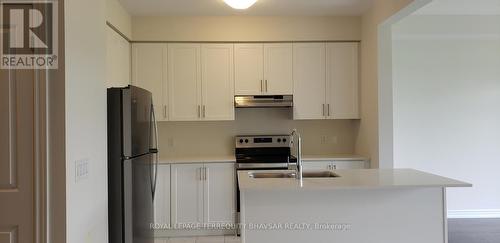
[119, 0, 373, 16]
[415, 0, 500, 15]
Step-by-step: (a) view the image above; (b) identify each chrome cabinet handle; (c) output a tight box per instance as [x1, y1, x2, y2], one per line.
[202, 105, 206, 118]
[260, 80, 263, 92]
[204, 167, 208, 181]
[197, 105, 201, 118]
[265, 80, 268, 92]
[327, 104, 330, 116]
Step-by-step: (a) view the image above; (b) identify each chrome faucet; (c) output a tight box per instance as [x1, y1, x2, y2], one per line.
[290, 129, 302, 180]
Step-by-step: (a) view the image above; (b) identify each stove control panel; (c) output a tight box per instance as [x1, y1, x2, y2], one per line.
[235, 135, 291, 148]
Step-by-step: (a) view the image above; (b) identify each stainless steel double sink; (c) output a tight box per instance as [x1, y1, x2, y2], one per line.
[248, 171, 340, 179]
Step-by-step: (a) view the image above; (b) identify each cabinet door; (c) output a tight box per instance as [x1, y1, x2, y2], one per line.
[264, 43, 293, 95]
[326, 42, 360, 119]
[154, 164, 171, 224]
[132, 43, 168, 120]
[203, 163, 236, 224]
[234, 44, 264, 95]
[332, 161, 368, 169]
[171, 164, 204, 225]
[201, 44, 235, 121]
[106, 27, 130, 88]
[293, 43, 327, 120]
[168, 44, 201, 121]
[302, 161, 332, 171]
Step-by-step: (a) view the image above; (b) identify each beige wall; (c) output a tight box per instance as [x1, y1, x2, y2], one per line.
[106, 0, 132, 38]
[132, 16, 361, 41]
[65, 0, 108, 242]
[355, 0, 415, 168]
[158, 109, 357, 159]
[393, 14, 500, 217]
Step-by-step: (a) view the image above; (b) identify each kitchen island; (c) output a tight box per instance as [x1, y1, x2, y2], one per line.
[238, 169, 470, 243]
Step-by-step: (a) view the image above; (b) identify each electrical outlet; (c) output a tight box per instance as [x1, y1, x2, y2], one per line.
[320, 136, 327, 144]
[75, 158, 89, 182]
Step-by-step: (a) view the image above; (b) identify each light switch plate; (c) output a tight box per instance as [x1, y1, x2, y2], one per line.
[75, 158, 89, 182]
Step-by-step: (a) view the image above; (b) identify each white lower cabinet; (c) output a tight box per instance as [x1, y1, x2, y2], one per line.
[154, 164, 171, 225]
[171, 164, 204, 225]
[171, 163, 236, 227]
[204, 163, 236, 224]
[303, 160, 369, 171]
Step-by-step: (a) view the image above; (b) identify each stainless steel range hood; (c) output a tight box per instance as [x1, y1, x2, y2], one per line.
[234, 95, 293, 108]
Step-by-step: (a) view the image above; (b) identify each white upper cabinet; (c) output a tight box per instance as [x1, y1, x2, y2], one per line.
[326, 42, 360, 119]
[263, 43, 293, 94]
[106, 27, 131, 88]
[130, 41, 359, 121]
[293, 43, 327, 120]
[235, 43, 293, 95]
[168, 44, 202, 121]
[293, 42, 360, 120]
[234, 44, 264, 95]
[201, 44, 235, 121]
[132, 43, 168, 121]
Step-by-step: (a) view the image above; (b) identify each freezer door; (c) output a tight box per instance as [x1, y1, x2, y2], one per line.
[123, 86, 153, 157]
[123, 154, 155, 243]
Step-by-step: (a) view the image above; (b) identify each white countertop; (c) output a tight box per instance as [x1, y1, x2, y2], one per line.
[159, 154, 368, 164]
[238, 169, 471, 191]
[302, 154, 368, 161]
[158, 155, 236, 164]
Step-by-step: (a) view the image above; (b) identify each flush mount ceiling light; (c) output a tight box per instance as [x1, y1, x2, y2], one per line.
[223, 0, 258, 9]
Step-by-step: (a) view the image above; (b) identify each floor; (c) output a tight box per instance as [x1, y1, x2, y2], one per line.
[448, 218, 500, 243]
[156, 219, 500, 243]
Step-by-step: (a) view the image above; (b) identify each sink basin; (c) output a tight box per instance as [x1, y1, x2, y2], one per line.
[248, 171, 340, 179]
[302, 171, 340, 178]
[248, 171, 296, 178]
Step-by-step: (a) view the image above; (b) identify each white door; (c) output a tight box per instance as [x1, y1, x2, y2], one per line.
[264, 43, 293, 95]
[293, 43, 327, 120]
[168, 44, 202, 121]
[234, 44, 264, 95]
[302, 161, 332, 171]
[203, 163, 236, 224]
[171, 164, 204, 225]
[154, 165, 171, 225]
[201, 44, 235, 121]
[132, 43, 168, 120]
[326, 42, 360, 119]
[106, 27, 130, 88]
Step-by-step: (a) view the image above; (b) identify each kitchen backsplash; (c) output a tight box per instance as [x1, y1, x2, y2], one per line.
[158, 108, 358, 159]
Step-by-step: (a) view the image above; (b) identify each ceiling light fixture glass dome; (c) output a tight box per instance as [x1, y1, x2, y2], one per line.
[223, 0, 258, 10]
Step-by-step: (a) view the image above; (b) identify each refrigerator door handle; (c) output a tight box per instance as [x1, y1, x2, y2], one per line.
[150, 102, 160, 201]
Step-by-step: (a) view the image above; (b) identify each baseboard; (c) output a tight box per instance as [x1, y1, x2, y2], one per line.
[448, 209, 500, 219]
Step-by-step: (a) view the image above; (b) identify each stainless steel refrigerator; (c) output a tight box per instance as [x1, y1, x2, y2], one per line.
[107, 85, 159, 243]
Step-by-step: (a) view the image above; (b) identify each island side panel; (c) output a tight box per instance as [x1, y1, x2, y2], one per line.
[240, 187, 446, 243]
